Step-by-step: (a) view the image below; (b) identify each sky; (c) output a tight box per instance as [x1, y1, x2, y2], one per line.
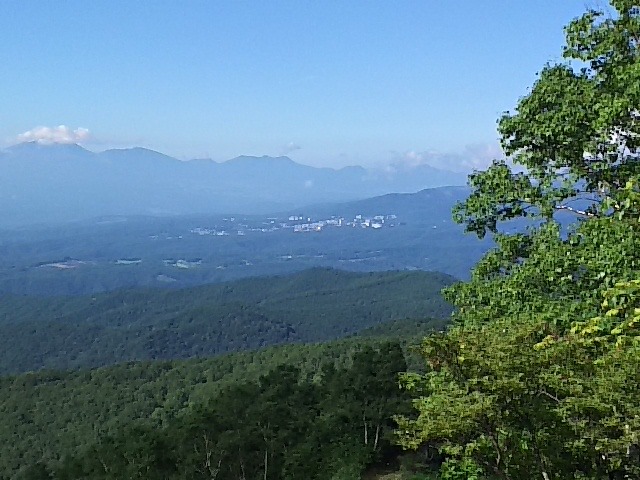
[0, 1, 600, 170]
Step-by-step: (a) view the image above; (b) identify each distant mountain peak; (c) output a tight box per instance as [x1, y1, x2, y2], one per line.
[225, 155, 296, 165]
[106, 146, 163, 154]
[98, 147, 179, 164]
[5, 141, 90, 154]
[100, 146, 173, 156]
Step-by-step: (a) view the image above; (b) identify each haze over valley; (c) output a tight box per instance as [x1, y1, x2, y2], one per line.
[0, 185, 493, 295]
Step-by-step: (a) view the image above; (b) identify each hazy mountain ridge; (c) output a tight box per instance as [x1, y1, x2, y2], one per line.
[0, 142, 467, 227]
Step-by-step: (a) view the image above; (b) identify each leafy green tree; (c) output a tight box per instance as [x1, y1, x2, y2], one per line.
[15, 462, 53, 480]
[57, 424, 177, 479]
[397, 2, 640, 479]
[349, 343, 408, 452]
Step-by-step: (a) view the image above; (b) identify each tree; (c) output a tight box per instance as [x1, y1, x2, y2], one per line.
[457, 2, 640, 240]
[396, 2, 640, 479]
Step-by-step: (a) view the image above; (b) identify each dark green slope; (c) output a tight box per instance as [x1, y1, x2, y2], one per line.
[0, 268, 453, 374]
[355, 316, 448, 338]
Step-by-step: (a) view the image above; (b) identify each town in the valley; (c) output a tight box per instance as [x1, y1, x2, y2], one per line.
[188, 213, 399, 237]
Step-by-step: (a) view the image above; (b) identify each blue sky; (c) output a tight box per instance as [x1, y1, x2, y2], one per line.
[0, 1, 594, 169]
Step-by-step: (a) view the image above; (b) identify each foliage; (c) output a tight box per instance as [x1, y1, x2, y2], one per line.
[9, 342, 408, 480]
[397, 2, 640, 479]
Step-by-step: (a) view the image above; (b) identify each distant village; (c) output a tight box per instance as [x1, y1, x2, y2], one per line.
[188, 213, 399, 237]
[37, 214, 401, 272]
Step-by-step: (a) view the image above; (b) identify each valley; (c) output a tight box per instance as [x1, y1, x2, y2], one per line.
[0, 186, 492, 296]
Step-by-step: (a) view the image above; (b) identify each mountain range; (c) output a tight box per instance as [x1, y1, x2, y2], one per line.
[0, 142, 467, 227]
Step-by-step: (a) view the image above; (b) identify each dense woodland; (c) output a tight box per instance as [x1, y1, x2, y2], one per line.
[1, 335, 435, 479]
[0, 268, 452, 375]
[4, 1, 640, 479]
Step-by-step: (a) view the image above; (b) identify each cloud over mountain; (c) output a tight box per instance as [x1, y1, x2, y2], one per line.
[16, 125, 91, 145]
[394, 143, 503, 173]
[280, 141, 302, 155]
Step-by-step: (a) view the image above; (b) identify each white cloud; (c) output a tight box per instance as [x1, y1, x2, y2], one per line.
[392, 143, 504, 173]
[16, 125, 91, 145]
[280, 141, 301, 156]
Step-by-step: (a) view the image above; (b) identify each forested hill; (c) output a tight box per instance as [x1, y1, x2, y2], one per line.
[0, 268, 453, 375]
[0, 335, 431, 479]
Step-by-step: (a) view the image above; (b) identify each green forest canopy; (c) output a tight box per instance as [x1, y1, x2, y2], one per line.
[1, 336, 421, 479]
[0, 268, 452, 375]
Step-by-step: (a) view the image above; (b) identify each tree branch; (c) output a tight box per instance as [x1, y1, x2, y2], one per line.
[554, 204, 597, 217]
[538, 389, 561, 403]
